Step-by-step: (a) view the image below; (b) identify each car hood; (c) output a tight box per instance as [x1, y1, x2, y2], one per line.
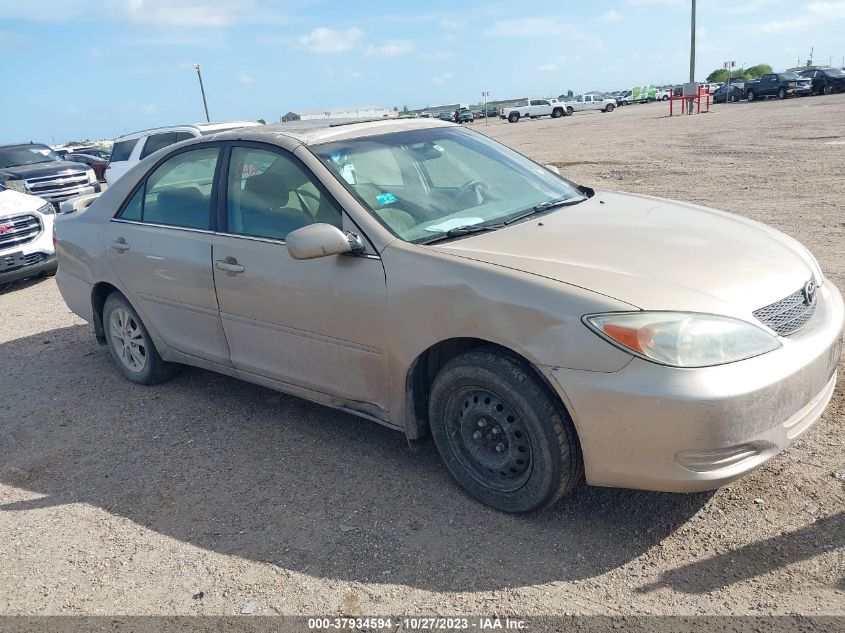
[0, 189, 48, 218]
[0, 160, 88, 180]
[429, 192, 819, 320]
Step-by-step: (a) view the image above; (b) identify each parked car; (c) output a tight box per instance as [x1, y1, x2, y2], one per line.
[437, 111, 453, 121]
[565, 94, 616, 114]
[457, 108, 474, 123]
[54, 119, 843, 513]
[744, 73, 812, 101]
[655, 88, 671, 101]
[0, 183, 58, 285]
[0, 143, 101, 208]
[501, 99, 567, 123]
[420, 111, 432, 118]
[74, 147, 112, 160]
[65, 153, 109, 182]
[799, 67, 845, 95]
[485, 107, 499, 118]
[105, 121, 262, 185]
[712, 81, 746, 103]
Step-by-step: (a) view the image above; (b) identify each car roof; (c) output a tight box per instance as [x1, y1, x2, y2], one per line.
[113, 121, 262, 142]
[211, 118, 454, 146]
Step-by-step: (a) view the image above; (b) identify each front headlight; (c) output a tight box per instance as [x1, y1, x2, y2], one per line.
[37, 202, 55, 215]
[583, 312, 781, 368]
[86, 169, 97, 184]
[3, 179, 28, 193]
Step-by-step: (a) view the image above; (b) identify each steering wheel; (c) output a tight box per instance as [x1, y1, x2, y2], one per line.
[456, 180, 489, 206]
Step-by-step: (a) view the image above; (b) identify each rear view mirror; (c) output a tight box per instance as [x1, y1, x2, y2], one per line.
[286, 223, 361, 260]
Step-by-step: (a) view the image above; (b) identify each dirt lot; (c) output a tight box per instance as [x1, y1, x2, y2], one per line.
[1, 96, 843, 619]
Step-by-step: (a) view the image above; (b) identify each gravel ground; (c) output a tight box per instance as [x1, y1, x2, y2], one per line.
[1, 95, 843, 619]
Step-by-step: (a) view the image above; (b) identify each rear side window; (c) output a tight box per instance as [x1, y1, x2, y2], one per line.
[116, 147, 219, 229]
[109, 139, 137, 163]
[140, 133, 176, 160]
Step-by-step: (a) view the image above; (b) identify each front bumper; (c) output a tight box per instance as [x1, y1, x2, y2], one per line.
[545, 282, 844, 492]
[0, 252, 57, 283]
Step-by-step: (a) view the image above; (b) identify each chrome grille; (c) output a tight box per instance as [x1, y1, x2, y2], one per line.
[753, 280, 818, 336]
[24, 170, 90, 203]
[0, 214, 42, 248]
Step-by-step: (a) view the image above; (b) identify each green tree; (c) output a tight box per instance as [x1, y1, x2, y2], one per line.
[745, 64, 773, 78]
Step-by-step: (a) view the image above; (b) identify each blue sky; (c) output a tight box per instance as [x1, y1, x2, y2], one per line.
[1, 0, 843, 143]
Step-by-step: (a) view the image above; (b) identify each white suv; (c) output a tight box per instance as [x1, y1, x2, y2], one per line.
[105, 121, 262, 185]
[0, 184, 57, 285]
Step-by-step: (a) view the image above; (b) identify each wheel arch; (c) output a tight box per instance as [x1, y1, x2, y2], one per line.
[91, 281, 122, 344]
[403, 337, 570, 443]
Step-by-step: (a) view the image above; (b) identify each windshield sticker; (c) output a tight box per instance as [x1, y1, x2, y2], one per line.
[376, 192, 398, 206]
[425, 217, 484, 232]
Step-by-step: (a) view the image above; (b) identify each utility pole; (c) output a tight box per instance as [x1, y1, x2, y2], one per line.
[194, 63, 211, 123]
[689, 0, 696, 83]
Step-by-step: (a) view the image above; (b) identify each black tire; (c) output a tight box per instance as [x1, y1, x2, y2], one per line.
[730, 93, 739, 103]
[551, 108, 563, 118]
[662, 95, 669, 101]
[40, 264, 58, 278]
[508, 112, 519, 123]
[777, 87, 787, 100]
[747, 89, 756, 102]
[605, 103, 615, 113]
[823, 84, 833, 95]
[103, 292, 178, 385]
[566, 106, 574, 116]
[428, 348, 583, 513]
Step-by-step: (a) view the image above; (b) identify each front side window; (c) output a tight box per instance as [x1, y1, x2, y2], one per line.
[225, 146, 341, 241]
[117, 147, 219, 229]
[313, 127, 586, 243]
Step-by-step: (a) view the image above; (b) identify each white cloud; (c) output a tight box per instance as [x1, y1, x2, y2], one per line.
[806, 0, 845, 17]
[363, 39, 413, 58]
[420, 51, 454, 61]
[759, 16, 812, 31]
[433, 72, 454, 84]
[601, 9, 624, 21]
[113, 0, 256, 27]
[299, 27, 364, 53]
[537, 63, 558, 72]
[237, 72, 255, 84]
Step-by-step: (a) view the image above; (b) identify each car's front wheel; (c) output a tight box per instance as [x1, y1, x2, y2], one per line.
[103, 292, 177, 385]
[778, 87, 787, 99]
[605, 104, 615, 112]
[566, 107, 574, 116]
[429, 348, 583, 513]
[823, 84, 833, 95]
[508, 112, 520, 123]
[747, 90, 756, 102]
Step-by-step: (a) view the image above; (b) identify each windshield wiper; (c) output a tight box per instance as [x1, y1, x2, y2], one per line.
[502, 196, 584, 225]
[417, 223, 505, 245]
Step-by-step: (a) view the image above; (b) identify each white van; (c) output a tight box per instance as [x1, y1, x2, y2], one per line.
[105, 121, 262, 185]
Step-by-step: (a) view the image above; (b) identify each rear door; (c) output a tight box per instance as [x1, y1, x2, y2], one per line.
[211, 143, 389, 409]
[105, 144, 231, 365]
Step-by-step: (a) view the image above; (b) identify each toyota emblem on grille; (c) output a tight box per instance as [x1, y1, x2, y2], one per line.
[802, 279, 817, 306]
[0, 222, 13, 235]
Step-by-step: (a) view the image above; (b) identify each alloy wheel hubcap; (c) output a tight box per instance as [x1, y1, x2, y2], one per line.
[451, 389, 532, 491]
[109, 307, 147, 372]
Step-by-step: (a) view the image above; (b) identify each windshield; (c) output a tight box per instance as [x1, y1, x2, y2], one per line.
[824, 68, 845, 77]
[313, 126, 586, 243]
[780, 72, 802, 80]
[0, 145, 61, 169]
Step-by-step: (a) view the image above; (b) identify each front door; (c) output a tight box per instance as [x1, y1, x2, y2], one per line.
[211, 143, 389, 410]
[105, 145, 231, 365]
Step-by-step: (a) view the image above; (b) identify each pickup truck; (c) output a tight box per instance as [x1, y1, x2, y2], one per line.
[744, 72, 812, 101]
[501, 98, 567, 123]
[564, 94, 617, 114]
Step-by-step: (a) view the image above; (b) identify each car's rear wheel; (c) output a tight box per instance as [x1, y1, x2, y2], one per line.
[566, 107, 574, 116]
[823, 84, 833, 95]
[508, 112, 519, 123]
[777, 87, 787, 100]
[428, 348, 583, 513]
[747, 90, 756, 102]
[730, 93, 739, 103]
[103, 293, 177, 385]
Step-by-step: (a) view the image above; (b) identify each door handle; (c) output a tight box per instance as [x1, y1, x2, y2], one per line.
[111, 239, 130, 252]
[216, 259, 245, 274]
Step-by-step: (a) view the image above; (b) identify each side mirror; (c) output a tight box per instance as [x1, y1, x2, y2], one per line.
[544, 164, 561, 175]
[286, 223, 363, 260]
[59, 192, 100, 214]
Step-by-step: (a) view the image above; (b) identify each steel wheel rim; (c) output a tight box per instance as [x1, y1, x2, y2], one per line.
[446, 387, 533, 492]
[109, 307, 147, 373]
